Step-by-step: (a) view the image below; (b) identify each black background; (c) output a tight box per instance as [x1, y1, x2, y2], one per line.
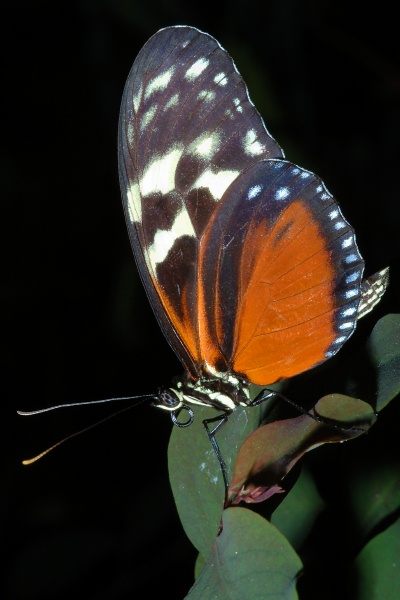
[2, 1, 399, 598]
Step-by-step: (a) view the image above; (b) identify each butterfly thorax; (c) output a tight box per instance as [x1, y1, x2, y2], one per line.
[156, 373, 251, 414]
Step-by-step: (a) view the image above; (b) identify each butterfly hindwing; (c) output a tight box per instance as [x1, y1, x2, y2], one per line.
[197, 159, 365, 384]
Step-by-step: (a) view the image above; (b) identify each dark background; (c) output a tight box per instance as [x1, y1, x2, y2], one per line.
[2, 1, 399, 598]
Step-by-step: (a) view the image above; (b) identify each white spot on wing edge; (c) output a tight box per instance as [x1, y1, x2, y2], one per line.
[127, 183, 141, 223]
[140, 147, 183, 196]
[334, 221, 346, 230]
[345, 288, 359, 299]
[132, 84, 143, 113]
[345, 253, 359, 264]
[192, 168, 239, 201]
[342, 236, 353, 249]
[244, 129, 265, 156]
[341, 306, 357, 317]
[346, 271, 361, 283]
[127, 121, 134, 146]
[148, 206, 196, 266]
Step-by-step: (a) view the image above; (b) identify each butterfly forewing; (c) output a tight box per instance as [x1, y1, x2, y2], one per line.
[118, 26, 283, 378]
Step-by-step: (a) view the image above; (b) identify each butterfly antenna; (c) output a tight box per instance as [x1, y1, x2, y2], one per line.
[17, 394, 157, 415]
[19, 394, 158, 465]
[21, 403, 149, 465]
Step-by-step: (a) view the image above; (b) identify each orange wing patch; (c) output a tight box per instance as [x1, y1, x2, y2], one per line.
[233, 200, 337, 385]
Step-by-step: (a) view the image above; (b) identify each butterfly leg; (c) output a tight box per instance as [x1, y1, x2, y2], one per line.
[250, 388, 365, 435]
[251, 387, 321, 416]
[250, 388, 319, 418]
[250, 389, 278, 407]
[202, 412, 230, 506]
[170, 404, 195, 428]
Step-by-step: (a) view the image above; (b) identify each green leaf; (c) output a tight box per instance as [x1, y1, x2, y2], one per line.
[228, 395, 376, 505]
[314, 394, 376, 426]
[194, 552, 206, 580]
[367, 313, 400, 411]
[354, 517, 400, 599]
[271, 466, 325, 550]
[185, 507, 302, 600]
[168, 404, 264, 558]
[348, 461, 400, 538]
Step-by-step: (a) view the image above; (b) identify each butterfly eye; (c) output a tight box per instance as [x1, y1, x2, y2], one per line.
[157, 388, 183, 410]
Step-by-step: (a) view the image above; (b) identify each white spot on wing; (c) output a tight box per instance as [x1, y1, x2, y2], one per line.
[140, 105, 156, 131]
[127, 122, 134, 146]
[341, 306, 357, 317]
[148, 206, 196, 266]
[185, 58, 209, 80]
[189, 132, 220, 158]
[192, 168, 239, 201]
[334, 221, 346, 230]
[346, 271, 360, 283]
[345, 253, 359, 264]
[244, 129, 265, 156]
[144, 68, 174, 100]
[133, 85, 142, 113]
[140, 147, 183, 196]
[164, 93, 179, 111]
[198, 89, 216, 102]
[247, 185, 262, 200]
[275, 187, 290, 200]
[233, 98, 243, 113]
[214, 72, 227, 85]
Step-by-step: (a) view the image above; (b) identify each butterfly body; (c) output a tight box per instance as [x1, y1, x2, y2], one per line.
[157, 373, 251, 418]
[118, 26, 388, 419]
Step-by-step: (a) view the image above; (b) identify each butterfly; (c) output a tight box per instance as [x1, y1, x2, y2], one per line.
[118, 25, 388, 488]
